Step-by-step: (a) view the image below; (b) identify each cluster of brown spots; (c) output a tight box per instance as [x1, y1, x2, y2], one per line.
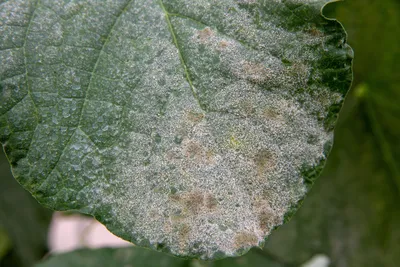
[237, 61, 275, 84]
[196, 27, 214, 43]
[234, 232, 259, 249]
[187, 110, 205, 123]
[254, 149, 277, 176]
[170, 191, 218, 216]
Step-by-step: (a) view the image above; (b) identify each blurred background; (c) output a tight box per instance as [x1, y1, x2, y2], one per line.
[1, 0, 399, 266]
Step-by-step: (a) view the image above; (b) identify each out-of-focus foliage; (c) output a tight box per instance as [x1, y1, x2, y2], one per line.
[264, 0, 400, 266]
[0, 151, 53, 267]
[0, 226, 11, 260]
[34, 246, 289, 267]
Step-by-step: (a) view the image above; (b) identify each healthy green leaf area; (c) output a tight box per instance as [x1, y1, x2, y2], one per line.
[0, 0, 352, 259]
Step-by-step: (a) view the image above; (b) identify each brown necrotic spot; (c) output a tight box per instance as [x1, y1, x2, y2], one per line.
[182, 191, 204, 214]
[258, 210, 278, 233]
[198, 27, 213, 40]
[234, 232, 259, 249]
[262, 108, 280, 120]
[205, 194, 218, 210]
[181, 139, 215, 165]
[254, 149, 276, 176]
[173, 223, 191, 250]
[252, 199, 280, 233]
[219, 40, 229, 49]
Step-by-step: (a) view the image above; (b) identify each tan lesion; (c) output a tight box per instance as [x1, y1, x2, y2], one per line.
[187, 110, 205, 123]
[219, 40, 229, 49]
[254, 149, 277, 176]
[234, 232, 259, 249]
[237, 61, 275, 84]
[196, 27, 214, 43]
[185, 140, 203, 159]
[252, 198, 281, 233]
[172, 222, 191, 252]
[262, 107, 281, 120]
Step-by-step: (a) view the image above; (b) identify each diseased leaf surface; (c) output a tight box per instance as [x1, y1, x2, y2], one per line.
[0, 0, 352, 259]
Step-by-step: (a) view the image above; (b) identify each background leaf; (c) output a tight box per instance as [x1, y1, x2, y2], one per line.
[0, 226, 11, 261]
[34, 246, 289, 267]
[0, 151, 53, 267]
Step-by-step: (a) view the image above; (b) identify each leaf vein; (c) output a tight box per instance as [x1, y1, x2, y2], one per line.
[159, 0, 205, 111]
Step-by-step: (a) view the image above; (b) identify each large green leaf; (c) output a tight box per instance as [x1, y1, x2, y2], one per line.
[263, 0, 400, 265]
[0, 150, 53, 267]
[0, 0, 352, 259]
